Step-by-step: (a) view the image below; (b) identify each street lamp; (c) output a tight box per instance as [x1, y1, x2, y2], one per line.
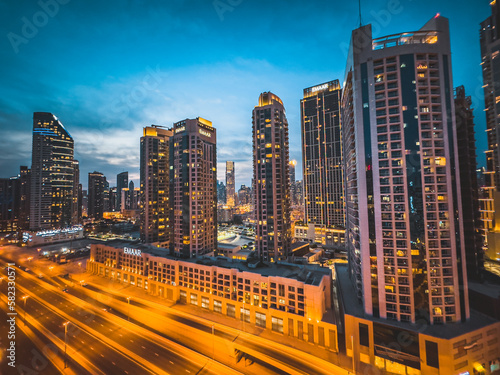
[63, 321, 70, 368]
[127, 297, 131, 321]
[22, 296, 29, 326]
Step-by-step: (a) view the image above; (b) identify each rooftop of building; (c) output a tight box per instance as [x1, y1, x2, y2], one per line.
[98, 239, 331, 286]
[335, 263, 499, 339]
[468, 280, 500, 299]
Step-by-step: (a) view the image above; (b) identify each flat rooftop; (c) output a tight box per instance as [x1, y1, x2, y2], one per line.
[98, 240, 331, 286]
[335, 263, 499, 339]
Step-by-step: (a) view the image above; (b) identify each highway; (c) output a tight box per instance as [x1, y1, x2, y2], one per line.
[0, 247, 349, 375]
[0, 257, 241, 375]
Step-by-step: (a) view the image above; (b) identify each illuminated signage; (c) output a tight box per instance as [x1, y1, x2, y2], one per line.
[417, 64, 428, 70]
[199, 129, 212, 137]
[311, 83, 328, 92]
[124, 247, 142, 256]
[175, 126, 185, 133]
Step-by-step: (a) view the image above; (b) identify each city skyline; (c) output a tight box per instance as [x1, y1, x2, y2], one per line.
[0, 0, 491, 189]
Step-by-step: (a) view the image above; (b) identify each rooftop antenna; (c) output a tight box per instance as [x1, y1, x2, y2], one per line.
[358, 0, 363, 27]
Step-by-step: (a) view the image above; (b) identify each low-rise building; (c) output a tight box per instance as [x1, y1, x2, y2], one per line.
[87, 242, 338, 351]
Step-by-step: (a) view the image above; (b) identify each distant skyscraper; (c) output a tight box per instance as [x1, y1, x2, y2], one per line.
[0, 177, 18, 232]
[301, 80, 344, 228]
[342, 17, 468, 324]
[170, 117, 217, 258]
[117, 172, 128, 211]
[480, 2, 500, 261]
[289, 160, 296, 184]
[252, 92, 291, 262]
[217, 180, 226, 204]
[140, 126, 173, 246]
[30, 112, 75, 230]
[18, 166, 31, 230]
[122, 180, 140, 211]
[454, 85, 484, 281]
[72, 160, 80, 225]
[226, 161, 235, 208]
[88, 171, 106, 220]
[238, 184, 251, 205]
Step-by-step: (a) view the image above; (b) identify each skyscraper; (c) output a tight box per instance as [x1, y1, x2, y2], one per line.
[140, 126, 173, 246]
[88, 171, 106, 220]
[301, 80, 344, 228]
[289, 160, 296, 184]
[454, 85, 484, 281]
[225, 161, 235, 208]
[480, 2, 500, 261]
[342, 16, 468, 324]
[170, 118, 217, 258]
[116, 171, 128, 212]
[18, 166, 31, 230]
[252, 92, 291, 262]
[30, 112, 75, 230]
[217, 180, 226, 204]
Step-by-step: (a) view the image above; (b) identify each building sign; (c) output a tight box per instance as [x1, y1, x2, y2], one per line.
[175, 126, 185, 133]
[311, 83, 328, 92]
[124, 247, 142, 256]
[199, 129, 212, 137]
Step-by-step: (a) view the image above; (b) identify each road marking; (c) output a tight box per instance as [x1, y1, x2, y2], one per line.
[72, 335, 76, 338]
[155, 353, 159, 356]
[141, 346, 146, 349]
[112, 362, 116, 366]
[119, 334, 123, 337]
[100, 354, 104, 357]
[90, 347, 94, 351]
[81, 340, 84, 344]
[186, 371, 190, 373]
[100, 324, 103, 327]
[169, 361, 174, 364]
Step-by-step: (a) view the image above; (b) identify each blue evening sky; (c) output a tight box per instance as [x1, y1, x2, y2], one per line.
[0, 0, 491, 189]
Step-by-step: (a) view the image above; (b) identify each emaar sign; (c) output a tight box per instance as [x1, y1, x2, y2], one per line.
[124, 247, 142, 256]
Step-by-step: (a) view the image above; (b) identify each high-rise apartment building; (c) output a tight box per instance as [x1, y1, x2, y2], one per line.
[88, 171, 106, 220]
[301, 80, 344, 228]
[30, 112, 75, 230]
[252, 92, 291, 262]
[226, 161, 235, 208]
[342, 16, 468, 324]
[18, 166, 30, 230]
[454, 85, 484, 281]
[116, 171, 128, 211]
[170, 118, 217, 258]
[140, 126, 173, 246]
[480, 2, 500, 261]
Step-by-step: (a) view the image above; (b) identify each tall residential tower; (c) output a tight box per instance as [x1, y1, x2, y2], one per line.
[30, 112, 76, 230]
[301, 80, 344, 228]
[140, 126, 173, 246]
[342, 16, 468, 324]
[252, 92, 291, 262]
[170, 118, 217, 258]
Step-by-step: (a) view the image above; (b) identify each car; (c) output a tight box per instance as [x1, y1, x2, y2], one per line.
[24, 267, 30, 272]
[62, 288, 68, 293]
[81, 282, 88, 287]
[38, 274, 43, 279]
